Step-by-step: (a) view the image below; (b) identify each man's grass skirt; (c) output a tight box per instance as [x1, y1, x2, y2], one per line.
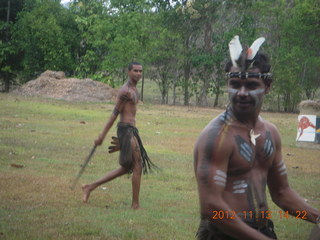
[117, 122, 158, 174]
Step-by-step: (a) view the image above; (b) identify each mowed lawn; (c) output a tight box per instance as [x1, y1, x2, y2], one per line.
[0, 93, 319, 240]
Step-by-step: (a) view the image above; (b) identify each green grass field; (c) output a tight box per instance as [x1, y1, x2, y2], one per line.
[0, 93, 319, 240]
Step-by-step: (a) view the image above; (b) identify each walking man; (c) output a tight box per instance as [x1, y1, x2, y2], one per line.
[82, 62, 156, 210]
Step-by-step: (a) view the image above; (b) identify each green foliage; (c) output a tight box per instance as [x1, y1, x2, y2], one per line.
[0, 0, 24, 91]
[254, 0, 320, 111]
[71, 0, 153, 84]
[1, 0, 319, 110]
[12, 0, 77, 80]
[147, 7, 183, 104]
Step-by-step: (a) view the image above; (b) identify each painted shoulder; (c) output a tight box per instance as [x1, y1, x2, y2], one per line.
[195, 111, 229, 151]
[259, 116, 279, 132]
[117, 85, 132, 102]
[259, 116, 281, 145]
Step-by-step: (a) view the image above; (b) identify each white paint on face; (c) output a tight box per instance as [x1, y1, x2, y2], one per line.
[248, 88, 265, 107]
[228, 88, 238, 102]
[228, 87, 265, 109]
[228, 87, 264, 97]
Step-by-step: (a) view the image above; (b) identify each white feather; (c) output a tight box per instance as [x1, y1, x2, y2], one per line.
[247, 37, 265, 60]
[228, 35, 243, 67]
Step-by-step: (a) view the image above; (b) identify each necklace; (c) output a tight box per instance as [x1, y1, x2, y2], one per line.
[249, 129, 261, 146]
[225, 106, 261, 145]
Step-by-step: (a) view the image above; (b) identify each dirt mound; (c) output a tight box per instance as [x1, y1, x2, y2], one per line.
[13, 70, 118, 102]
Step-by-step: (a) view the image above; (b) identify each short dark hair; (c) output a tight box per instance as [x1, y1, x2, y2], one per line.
[128, 61, 142, 71]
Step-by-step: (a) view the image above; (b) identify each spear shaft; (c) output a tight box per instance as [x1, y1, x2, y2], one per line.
[70, 145, 97, 190]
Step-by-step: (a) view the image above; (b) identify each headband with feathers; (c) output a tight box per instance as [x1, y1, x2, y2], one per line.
[228, 35, 265, 71]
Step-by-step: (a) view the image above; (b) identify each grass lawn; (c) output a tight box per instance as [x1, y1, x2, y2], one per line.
[0, 93, 319, 240]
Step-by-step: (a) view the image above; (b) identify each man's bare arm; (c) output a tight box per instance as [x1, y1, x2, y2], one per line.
[267, 125, 320, 223]
[94, 90, 130, 146]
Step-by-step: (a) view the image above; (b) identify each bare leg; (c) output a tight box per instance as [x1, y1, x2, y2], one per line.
[131, 138, 142, 210]
[82, 166, 127, 203]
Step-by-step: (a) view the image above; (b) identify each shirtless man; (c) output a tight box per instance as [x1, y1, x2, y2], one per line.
[194, 36, 320, 239]
[82, 62, 156, 209]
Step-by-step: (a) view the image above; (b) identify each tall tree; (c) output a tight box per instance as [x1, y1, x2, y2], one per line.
[0, 0, 24, 91]
[13, 0, 78, 80]
[70, 0, 111, 79]
[174, 0, 202, 106]
[254, 0, 319, 111]
[147, 0, 182, 104]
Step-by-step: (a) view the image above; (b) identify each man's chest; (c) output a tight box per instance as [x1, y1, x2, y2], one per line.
[227, 129, 275, 176]
[129, 89, 140, 104]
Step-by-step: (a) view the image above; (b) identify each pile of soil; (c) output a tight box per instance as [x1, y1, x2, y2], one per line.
[13, 70, 118, 102]
[299, 100, 320, 114]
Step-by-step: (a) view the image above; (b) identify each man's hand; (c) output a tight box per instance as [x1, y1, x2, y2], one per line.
[94, 134, 104, 146]
[108, 136, 120, 153]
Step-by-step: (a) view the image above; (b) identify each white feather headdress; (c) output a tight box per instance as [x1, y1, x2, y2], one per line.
[228, 35, 265, 69]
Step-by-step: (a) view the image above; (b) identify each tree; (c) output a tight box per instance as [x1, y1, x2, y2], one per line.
[13, 0, 77, 80]
[70, 0, 111, 79]
[103, 0, 153, 84]
[147, 1, 182, 104]
[254, 0, 319, 112]
[0, 0, 24, 91]
[174, 0, 202, 106]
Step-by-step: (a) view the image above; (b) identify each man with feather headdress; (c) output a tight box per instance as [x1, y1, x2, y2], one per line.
[194, 36, 320, 239]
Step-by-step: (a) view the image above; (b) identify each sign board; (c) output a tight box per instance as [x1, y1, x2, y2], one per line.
[296, 115, 319, 143]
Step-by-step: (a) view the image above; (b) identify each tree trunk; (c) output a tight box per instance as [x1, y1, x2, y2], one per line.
[196, 21, 212, 107]
[4, 0, 11, 92]
[140, 75, 144, 102]
[198, 80, 209, 107]
[6, 0, 10, 41]
[183, 65, 190, 106]
[213, 88, 220, 107]
[166, 90, 169, 104]
[172, 70, 179, 105]
[4, 73, 10, 92]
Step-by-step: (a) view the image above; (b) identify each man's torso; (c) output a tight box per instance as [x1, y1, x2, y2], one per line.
[119, 83, 139, 125]
[196, 109, 277, 223]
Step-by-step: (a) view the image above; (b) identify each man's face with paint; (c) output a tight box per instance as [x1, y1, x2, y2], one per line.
[227, 67, 269, 114]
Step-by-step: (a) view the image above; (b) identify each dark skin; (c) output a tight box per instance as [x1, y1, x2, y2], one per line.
[82, 64, 143, 210]
[194, 66, 320, 239]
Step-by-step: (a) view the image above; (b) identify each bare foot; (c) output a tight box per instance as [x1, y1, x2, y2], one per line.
[82, 184, 91, 203]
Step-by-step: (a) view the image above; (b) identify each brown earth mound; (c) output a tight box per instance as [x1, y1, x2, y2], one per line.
[299, 100, 320, 115]
[13, 70, 118, 102]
